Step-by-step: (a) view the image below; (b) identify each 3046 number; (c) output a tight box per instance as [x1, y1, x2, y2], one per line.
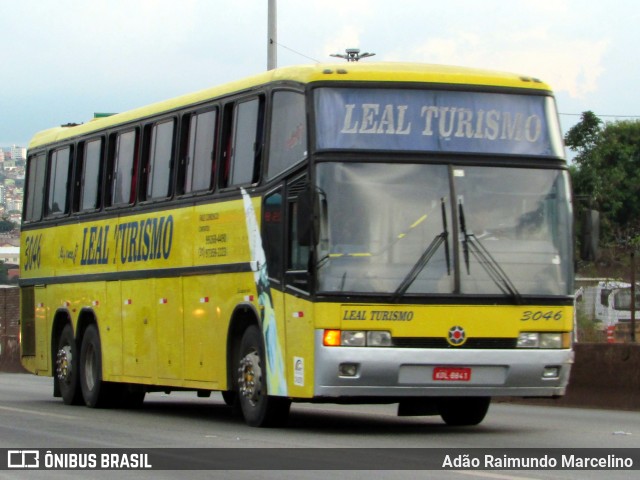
[520, 310, 563, 321]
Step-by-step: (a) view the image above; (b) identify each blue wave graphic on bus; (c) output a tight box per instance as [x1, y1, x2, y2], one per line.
[241, 188, 287, 396]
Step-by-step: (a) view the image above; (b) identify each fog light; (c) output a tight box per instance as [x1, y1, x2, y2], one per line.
[339, 363, 359, 377]
[542, 366, 560, 379]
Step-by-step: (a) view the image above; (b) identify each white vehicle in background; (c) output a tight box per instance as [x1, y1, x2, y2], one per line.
[577, 281, 640, 328]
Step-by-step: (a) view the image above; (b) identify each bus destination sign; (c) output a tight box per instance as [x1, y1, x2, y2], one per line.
[314, 87, 561, 157]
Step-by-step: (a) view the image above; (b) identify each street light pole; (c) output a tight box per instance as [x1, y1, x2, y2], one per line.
[268, 0, 277, 70]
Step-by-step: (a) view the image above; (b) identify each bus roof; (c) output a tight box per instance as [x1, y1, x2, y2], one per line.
[28, 62, 553, 149]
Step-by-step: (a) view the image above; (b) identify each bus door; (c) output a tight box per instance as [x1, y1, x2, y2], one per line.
[262, 177, 312, 395]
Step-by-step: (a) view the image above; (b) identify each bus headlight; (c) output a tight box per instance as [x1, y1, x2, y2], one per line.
[323, 330, 392, 347]
[540, 333, 563, 349]
[517, 332, 540, 348]
[341, 331, 366, 347]
[517, 332, 570, 349]
[367, 331, 392, 347]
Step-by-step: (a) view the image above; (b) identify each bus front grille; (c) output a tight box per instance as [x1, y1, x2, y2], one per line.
[392, 337, 518, 349]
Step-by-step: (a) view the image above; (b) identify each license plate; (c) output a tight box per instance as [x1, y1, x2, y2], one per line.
[433, 367, 472, 381]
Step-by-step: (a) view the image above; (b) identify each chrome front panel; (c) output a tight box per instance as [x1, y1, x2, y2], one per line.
[313, 330, 573, 398]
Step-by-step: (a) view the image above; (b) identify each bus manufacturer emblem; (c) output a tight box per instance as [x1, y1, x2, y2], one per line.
[447, 326, 466, 346]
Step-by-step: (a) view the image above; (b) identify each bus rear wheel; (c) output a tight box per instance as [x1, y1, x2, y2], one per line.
[55, 324, 83, 405]
[79, 324, 114, 408]
[236, 325, 290, 427]
[437, 397, 490, 426]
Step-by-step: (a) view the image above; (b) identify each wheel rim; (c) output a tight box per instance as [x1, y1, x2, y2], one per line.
[238, 350, 262, 406]
[56, 345, 73, 383]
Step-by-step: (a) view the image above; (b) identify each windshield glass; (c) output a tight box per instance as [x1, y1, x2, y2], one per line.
[454, 166, 572, 296]
[315, 163, 572, 297]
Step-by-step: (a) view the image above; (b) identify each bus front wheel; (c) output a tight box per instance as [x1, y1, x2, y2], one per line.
[236, 325, 290, 427]
[437, 397, 490, 426]
[55, 324, 83, 405]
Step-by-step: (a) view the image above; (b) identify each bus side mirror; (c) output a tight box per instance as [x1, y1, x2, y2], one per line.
[297, 185, 319, 247]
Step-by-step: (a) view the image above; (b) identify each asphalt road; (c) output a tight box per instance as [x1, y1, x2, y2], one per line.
[0, 373, 638, 479]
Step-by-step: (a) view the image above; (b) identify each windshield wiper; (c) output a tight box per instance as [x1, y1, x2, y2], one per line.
[458, 201, 522, 304]
[394, 198, 450, 301]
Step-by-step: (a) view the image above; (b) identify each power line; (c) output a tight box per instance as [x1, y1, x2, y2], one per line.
[276, 42, 321, 63]
[560, 112, 640, 119]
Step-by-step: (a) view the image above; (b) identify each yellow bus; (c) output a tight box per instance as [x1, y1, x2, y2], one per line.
[20, 63, 574, 427]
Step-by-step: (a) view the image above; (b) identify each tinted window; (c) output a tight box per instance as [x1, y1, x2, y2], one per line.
[268, 91, 307, 178]
[229, 98, 263, 186]
[81, 139, 103, 211]
[24, 153, 46, 222]
[184, 109, 216, 193]
[111, 130, 138, 206]
[47, 147, 72, 216]
[263, 189, 283, 281]
[147, 119, 175, 199]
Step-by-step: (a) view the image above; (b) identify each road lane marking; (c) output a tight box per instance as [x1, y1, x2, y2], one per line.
[0, 405, 79, 420]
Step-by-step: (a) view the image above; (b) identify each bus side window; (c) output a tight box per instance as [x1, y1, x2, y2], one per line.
[46, 146, 73, 217]
[289, 201, 310, 271]
[268, 91, 307, 179]
[221, 96, 264, 188]
[76, 138, 104, 212]
[142, 119, 175, 201]
[263, 188, 284, 283]
[220, 104, 233, 188]
[24, 153, 46, 222]
[285, 176, 311, 292]
[108, 129, 139, 207]
[178, 108, 217, 194]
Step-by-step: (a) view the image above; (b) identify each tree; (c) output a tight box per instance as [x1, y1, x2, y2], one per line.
[565, 111, 602, 156]
[566, 112, 640, 245]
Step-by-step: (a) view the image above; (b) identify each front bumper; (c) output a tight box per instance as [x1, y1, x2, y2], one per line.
[313, 330, 573, 398]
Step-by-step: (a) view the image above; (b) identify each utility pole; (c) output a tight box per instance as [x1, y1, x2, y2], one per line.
[632, 251, 637, 342]
[267, 0, 277, 70]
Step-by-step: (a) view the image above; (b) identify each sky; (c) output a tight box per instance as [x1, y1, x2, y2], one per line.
[2, 0, 639, 154]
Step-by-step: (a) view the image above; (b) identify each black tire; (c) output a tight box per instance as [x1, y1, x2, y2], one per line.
[221, 390, 242, 417]
[79, 324, 114, 408]
[123, 390, 146, 408]
[116, 385, 146, 409]
[55, 324, 83, 405]
[437, 397, 491, 426]
[221, 390, 237, 407]
[236, 325, 290, 427]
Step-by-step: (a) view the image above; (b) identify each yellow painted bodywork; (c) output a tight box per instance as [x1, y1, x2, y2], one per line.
[20, 191, 573, 396]
[20, 62, 568, 399]
[20, 199, 263, 391]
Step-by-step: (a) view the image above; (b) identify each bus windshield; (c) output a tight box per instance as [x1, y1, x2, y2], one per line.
[315, 162, 572, 297]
